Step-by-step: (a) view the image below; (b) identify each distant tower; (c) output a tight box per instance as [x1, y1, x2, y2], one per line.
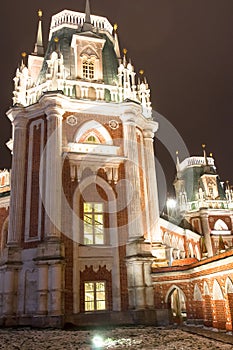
[174, 147, 233, 257]
[2, 2, 163, 327]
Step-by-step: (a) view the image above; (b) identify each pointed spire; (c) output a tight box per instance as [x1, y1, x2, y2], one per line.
[123, 48, 128, 67]
[33, 10, 44, 56]
[202, 144, 209, 166]
[85, 0, 91, 24]
[82, 0, 93, 32]
[20, 52, 27, 70]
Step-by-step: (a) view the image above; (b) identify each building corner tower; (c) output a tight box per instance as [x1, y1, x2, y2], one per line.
[1, 1, 163, 327]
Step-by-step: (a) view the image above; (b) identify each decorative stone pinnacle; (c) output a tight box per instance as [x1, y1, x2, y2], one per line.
[38, 9, 43, 18]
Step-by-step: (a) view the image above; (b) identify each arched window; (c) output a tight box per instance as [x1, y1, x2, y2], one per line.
[85, 135, 100, 144]
[213, 280, 224, 300]
[194, 284, 203, 301]
[214, 219, 228, 231]
[83, 60, 94, 79]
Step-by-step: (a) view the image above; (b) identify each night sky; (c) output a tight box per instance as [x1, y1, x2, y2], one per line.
[1, 0, 233, 195]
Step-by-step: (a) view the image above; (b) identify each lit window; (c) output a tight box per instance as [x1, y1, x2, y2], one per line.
[84, 281, 106, 311]
[83, 203, 104, 245]
[86, 135, 99, 144]
[208, 186, 214, 198]
[83, 60, 94, 79]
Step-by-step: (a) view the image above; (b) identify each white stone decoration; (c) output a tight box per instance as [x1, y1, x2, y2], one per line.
[67, 115, 78, 126]
[109, 120, 119, 130]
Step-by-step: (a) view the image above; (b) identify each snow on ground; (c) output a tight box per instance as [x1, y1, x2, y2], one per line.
[0, 326, 232, 350]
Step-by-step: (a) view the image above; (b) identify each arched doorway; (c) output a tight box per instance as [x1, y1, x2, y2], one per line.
[167, 287, 187, 323]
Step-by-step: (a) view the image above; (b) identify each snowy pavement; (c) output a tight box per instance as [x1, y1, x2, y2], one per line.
[0, 326, 232, 349]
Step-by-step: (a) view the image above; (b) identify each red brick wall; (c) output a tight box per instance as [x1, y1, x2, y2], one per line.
[226, 293, 233, 331]
[203, 295, 213, 327]
[152, 251, 233, 331]
[213, 300, 226, 329]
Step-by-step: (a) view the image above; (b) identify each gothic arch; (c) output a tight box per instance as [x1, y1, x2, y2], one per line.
[80, 45, 99, 59]
[165, 285, 187, 319]
[88, 87, 97, 101]
[214, 219, 228, 231]
[165, 285, 186, 303]
[73, 175, 118, 246]
[0, 217, 9, 252]
[72, 175, 121, 314]
[194, 284, 203, 301]
[171, 235, 178, 249]
[203, 281, 210, 296]
[212, 280, 224, 300]
[188, 242, 194, 258]
[195, 245, 201, 260]
[163, 232, 171, 247]
[75, 120, 113, 145]
[178, 238, 184, 251]
[226, 277, 233, 294]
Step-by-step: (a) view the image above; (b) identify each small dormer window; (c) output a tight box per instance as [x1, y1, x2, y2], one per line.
[83, 60, 94, 80]
[208, 186, 214, 198]
[86, 135, 99, 144]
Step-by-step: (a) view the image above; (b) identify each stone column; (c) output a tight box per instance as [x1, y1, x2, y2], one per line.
[143, 129, 161, 243]
[48, 263, 63, 316]
[44, 103, 63, 240]
[200, 212, 213, 257]
[122, 116, 143, 240]
[134, 261, 146, 309]
[3, 269, 16, 315]
[8, 113, 28, 245]
[37, 263, 49, 315]
[126, 262, 135, 309]
[144, 261, 154, 308]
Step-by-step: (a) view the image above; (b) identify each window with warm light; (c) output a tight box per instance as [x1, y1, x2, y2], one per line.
[86, 135, 100, 144]
[83, 203, 104, 245]
[83, 60, 94, 79]
[84, 281, 106, 311]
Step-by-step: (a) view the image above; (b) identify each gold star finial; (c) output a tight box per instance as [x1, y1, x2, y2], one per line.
[139, 69, 144, 75]
[123, 48, 128, 56]
[202, 144, 206, 149]
[114, 23, 118, 32]
[38, 9, 43, 18]
[21, 52, 27, 58]
[176, 151, 179, 155]
[54, 37, 59, 43]
[210, 152, 213, 157]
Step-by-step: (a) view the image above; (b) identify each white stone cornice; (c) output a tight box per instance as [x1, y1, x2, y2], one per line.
[6, 107, 26, 123]
[7, 93, 159, 131]
[39, 94, 64, 116]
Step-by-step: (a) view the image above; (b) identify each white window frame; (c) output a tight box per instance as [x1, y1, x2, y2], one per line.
[84, 281, 106, 312]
